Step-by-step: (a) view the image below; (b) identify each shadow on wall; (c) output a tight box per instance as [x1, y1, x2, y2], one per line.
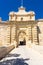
[0, 45, 15, 60]
[37, 26, 41, 34]
[0, 58, 29, 65]
[0, 47, 7, 60]
[37, 26, 41, 43]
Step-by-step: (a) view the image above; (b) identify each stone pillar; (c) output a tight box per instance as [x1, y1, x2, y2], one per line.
[6, 26, 10, 45]
[11, 25, 17, 47]
[15, 23, 19, 47]
[26, 36, 28, 46]
[28, 25, 32, 42]
[26, 25, 32, 46]
[11, 26, 16, 43]
[32, 26, 38, 44]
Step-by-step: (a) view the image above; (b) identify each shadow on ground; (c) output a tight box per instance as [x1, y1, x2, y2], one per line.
[0, 58, 29, 65]
[0, 53, 30, 65]
[6, 53, 20, 57]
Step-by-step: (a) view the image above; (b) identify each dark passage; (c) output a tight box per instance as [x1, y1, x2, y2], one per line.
[20, 39, 26, 45]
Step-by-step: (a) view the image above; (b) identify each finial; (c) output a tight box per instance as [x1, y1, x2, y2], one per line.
[21, 0, 23, 7]
[19, 0, 25, 10]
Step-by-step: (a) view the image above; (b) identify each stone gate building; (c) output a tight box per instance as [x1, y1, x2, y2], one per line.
[0, 6, 43, 47]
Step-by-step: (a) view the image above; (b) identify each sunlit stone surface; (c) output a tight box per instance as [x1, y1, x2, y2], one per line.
[0, 45, 43, 65]
[0, 6, 43, 47]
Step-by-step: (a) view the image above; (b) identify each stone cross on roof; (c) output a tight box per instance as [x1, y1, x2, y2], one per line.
[21, 0, 23, 7]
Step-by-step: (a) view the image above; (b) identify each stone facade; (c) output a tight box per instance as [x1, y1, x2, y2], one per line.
[0, 6, 43, 47]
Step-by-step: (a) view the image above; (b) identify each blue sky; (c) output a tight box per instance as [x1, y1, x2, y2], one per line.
[0, 0, 43, 21]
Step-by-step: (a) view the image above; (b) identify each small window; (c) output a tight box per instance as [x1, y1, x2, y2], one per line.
[30, 15, 32, 19]
[21, 18, 23, 21]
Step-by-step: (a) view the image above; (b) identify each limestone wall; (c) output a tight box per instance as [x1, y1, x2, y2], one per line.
[0, 25, 10, 46]
[32, 26, 38, 44]
[11, 25, 16, 43]
[38, 21, 43, 45]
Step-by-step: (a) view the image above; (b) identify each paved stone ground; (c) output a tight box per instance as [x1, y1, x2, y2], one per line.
[0, 45, 43, 65]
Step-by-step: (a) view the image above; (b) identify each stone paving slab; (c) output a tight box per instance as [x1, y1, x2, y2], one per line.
[0, 46, 43, 65]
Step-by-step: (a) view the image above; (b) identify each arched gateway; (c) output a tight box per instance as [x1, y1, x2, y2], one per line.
[9, 6, 39, 47]
[18, 31, 26, 45]
[0, 6, 40, 47]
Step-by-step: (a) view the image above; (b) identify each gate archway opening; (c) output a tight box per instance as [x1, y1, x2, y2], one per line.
[18, 31, 26, 45]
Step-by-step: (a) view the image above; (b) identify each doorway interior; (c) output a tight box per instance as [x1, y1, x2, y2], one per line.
[18, 31, 26, 46]
[19, 39, 26, 45]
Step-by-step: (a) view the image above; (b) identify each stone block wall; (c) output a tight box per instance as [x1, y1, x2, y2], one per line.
[38, 21, 43, 45]
[0, 25, 10, 46]
[32, 26, 38, 44]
